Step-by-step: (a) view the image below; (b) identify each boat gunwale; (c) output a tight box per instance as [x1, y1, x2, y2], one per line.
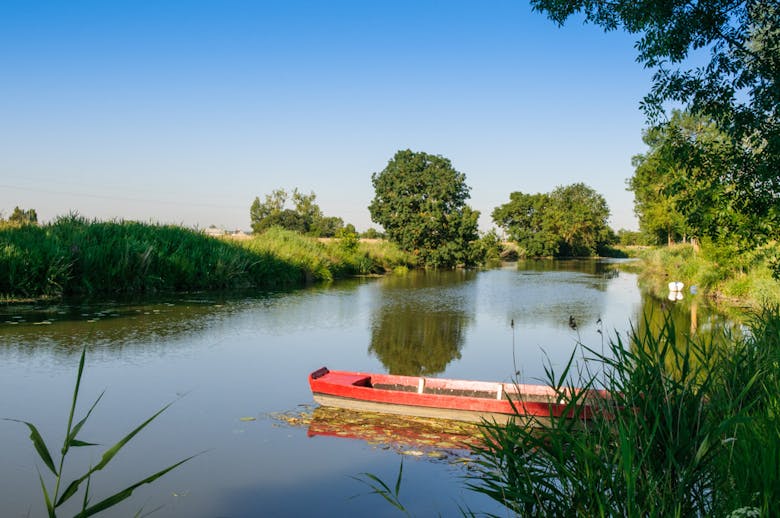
[308, 367, 603, 419]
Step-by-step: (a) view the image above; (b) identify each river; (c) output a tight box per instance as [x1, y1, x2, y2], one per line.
[0, 260, 734, 517]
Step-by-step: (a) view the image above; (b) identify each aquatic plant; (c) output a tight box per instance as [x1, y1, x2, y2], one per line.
[0, 216, 413, 300]
[468, 308, 780, 516]
[351, 459, 409, 516]
[5, 347, 193, 517]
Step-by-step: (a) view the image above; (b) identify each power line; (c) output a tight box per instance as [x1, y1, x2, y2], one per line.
[0, 183, 245, 210]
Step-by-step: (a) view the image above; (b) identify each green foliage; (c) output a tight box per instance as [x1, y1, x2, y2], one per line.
[469, 309, 780, 517]
[616, 229, 645, 246]
[492, 183, 613, 257]
[5, 347, 193, 517]
[0, 217, 414, 300]
[534, 0, 780, 244]
[635, 242, 780, 308]
[470, 229, 504, 266]
[351, 460, 409, 516]
[335, 226, 360, 253]
[492, 192, 558, 257]
[5, 206, 39, 226]
[629, 111, 772, 248]
[361, 227, 383, 239]
[369, 150, 481, 268]
[249, 188, 346, 237]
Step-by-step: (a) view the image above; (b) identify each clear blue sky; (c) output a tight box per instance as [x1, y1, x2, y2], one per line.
[1, 0, 653, 232]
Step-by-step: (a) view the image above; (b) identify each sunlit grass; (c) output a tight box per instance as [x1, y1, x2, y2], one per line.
[633, 242, 780, 308]
[0, 217, 413, 300]
[468, 308, 780, 517]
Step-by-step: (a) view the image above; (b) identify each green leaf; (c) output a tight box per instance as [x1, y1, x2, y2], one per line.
[69, 439, 99, 448]
[38, 471, 55, 518]
[62, 347, 88, 456]
[67, 390, 105, 448]
[54, 402, 175, 507]
[76, 455, 196, 517]
[4, 419, 58, 476]
[91, 402, 173, 473]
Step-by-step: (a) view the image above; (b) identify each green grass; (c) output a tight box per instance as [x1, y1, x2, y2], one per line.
[0, 216, 414, 300]
[632, 242, 780, 309]
[468, 308, 780, 517]
[5, 346, 194, 517]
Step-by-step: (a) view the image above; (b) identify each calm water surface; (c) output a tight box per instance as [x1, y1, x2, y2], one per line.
[0, 260, 734, 517]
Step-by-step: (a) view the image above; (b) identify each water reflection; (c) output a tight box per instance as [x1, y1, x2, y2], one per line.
[0, 281, 372, 358]
[483, 260, 623, 331]
[0, 261, 749, 518]
[634, 291, 744, 345]
[368, 271, 476, 376]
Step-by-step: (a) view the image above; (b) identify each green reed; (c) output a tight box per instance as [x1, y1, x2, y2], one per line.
[0, 216, 412, 300]
[469, 308, 780, 517]
[5, 347, 194, 517]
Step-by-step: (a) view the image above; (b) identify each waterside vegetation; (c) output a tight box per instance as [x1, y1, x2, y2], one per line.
[630, 242, 780, 309]
[6, 347, 193, 517]
[0, 215, 415, 302]
[469, 309, 780, 516]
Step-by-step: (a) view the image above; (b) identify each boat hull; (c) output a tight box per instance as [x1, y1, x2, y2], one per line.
[312, 393, 517, 424]
[308, 367, 592, 424]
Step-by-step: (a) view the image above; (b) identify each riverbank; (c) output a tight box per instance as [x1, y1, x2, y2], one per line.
[0, 217, 415, 302]
[619, 243, 780, 310]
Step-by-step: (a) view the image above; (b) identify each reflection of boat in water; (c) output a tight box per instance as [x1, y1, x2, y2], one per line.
[309, 367, 599, 424]
[307, 406, 484, 451]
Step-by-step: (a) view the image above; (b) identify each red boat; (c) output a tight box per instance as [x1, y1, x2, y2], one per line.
[309, 367, 600, 424]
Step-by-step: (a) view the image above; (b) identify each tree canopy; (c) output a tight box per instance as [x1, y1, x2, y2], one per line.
[368, 150, 480, 268]
[628, 111, 771, 249]
[249, 188, 345, 237]
[492, 183, 614, 257]
[533, 0, 780, 240]
[5, 206, 38, 226]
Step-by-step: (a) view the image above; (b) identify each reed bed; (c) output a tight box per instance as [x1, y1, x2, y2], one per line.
[0, 216, 413, 300]
[469, 309, 780, 517]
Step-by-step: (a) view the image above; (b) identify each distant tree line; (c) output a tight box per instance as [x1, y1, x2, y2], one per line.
[492, 183, 616, 257]
[1, 206, 38, 226]
[249, 188, 350, 238]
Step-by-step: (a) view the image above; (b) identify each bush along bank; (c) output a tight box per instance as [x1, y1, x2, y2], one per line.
[632, 242, 780, 309]
[0, 216, 414, 301]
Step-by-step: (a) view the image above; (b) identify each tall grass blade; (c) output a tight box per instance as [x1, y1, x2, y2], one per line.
[67, 390, 105, 448]
[4, 420, 58, 476]
[38, 471, 54, 518]
[55, 402, 175, 507]
[76, 455, 196, 517]
[62, 347, 88, 456]
[351, 460, 408, 514]
[93, 402, 173, 472]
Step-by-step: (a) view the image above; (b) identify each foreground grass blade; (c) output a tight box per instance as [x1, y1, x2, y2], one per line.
[55, 402, 175, 507]
[77, 455, 197, 517]
[351, 460, 408, 514]
[4, 420, 58, 476]
[38, 472, 54, 518]
[67, 391, 105, 449]
[9, 343, 194, 516]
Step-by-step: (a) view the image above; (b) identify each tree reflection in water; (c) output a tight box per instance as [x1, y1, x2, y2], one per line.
[368, 271, 476, 376]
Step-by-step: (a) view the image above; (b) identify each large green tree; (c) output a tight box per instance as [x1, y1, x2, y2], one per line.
[368, 150, 480, 268]
[492, 192, 558, 256]
[492, 183, 613, 257]
[532, 0, 780, 240]
[629, 111, 764, 247]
